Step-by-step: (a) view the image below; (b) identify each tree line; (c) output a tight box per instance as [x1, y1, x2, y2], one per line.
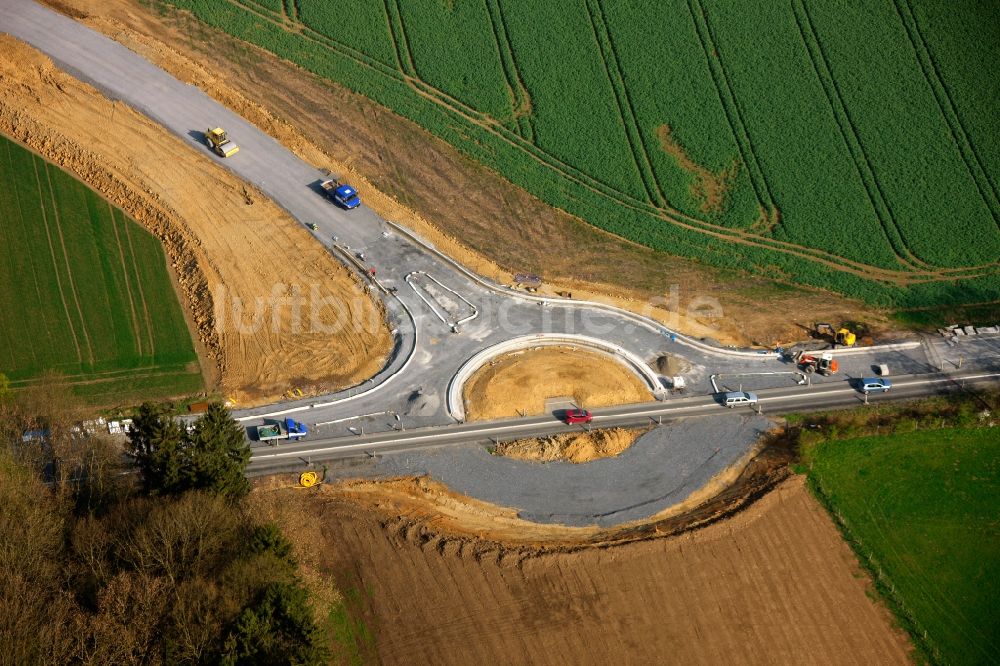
[0, 374, 331, 664]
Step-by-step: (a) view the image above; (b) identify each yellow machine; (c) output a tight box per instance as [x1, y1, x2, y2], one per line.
[835, 327, 857, 347]
[205, 127, 240, 157]
[816, 323, 857, 348]
[298, 471, 319, 488]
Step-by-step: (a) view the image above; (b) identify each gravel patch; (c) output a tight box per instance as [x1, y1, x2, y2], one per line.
[373, 413, 774, 527]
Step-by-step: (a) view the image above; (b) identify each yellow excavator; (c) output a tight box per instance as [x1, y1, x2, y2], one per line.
[205, 127, 240, 157]
[816, 323, 857, 347]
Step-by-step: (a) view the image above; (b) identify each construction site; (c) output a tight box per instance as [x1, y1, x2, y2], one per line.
[1, 0, 998, 663]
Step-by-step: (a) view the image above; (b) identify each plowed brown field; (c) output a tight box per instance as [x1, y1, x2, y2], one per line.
[0, 36, 391, 404]
[262, 476, 912, 665]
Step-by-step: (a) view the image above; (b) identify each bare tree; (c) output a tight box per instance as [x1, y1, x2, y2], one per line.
[78, 572, 168, 666]
[116, 491, 238, 589]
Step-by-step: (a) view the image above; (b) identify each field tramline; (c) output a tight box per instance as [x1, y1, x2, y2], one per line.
[0, 136, 202, 403]
[165, 0, 1000, 306]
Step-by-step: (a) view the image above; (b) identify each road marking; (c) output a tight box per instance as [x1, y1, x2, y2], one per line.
[253, 371, 1000, 461]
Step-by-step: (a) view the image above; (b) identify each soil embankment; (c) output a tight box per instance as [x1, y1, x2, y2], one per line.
[0, 36, 391, 404]
[462, 347, 652, 420]
[493, 428, 644, 463]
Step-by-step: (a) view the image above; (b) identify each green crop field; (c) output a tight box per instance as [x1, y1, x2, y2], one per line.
[802, 425, 1000, 665]
[161, 0, 1000, 307]
[0, 135, 202, 404]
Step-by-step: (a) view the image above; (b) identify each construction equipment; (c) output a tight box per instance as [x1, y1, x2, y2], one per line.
[320, 179, 361, 209]
[796, 351, 839, 376]
[204, 127, 240, 157]
[816, 323, 857, 348]
[835, 328, 857, 347]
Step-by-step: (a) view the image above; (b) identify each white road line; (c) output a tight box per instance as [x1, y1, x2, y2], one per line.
[253, 371, 1000, 460]
[253, 418, 559, 459]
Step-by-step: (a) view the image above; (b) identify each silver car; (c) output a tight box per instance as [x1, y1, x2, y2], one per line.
[723, 391, 758, 408]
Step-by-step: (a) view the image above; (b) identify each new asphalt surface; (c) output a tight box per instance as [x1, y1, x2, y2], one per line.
[4, 0, 1000, 525]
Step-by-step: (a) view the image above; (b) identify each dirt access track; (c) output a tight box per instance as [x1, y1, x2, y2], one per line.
[33, 0, 898, 349]
[262, 474, 912, 664]
[0, 36, 391, 404]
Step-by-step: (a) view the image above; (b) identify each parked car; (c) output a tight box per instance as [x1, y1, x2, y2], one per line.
[563, 408, 593, 424]
[723, 391, 758, 408]
[858, 377, 892, 394]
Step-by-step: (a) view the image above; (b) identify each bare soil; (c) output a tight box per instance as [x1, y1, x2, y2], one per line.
[656, 123, 740, 215]
[37, 0, 903, 349]
[462, 347, 652, 420]
[493, 427, 646, 464]
[0, 36, 391, 405]
[656, 352, 691, 375]
[255, 466, 912, 664]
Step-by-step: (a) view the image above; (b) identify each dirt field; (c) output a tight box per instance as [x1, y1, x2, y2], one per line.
[493, 428, 645, 464]
[0, 36, 391, 405]
[256, 474, 912, 665]
[35, 0, 902, 349]
[462, 347, 652, 420]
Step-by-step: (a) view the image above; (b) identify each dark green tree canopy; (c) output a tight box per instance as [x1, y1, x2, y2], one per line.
[222, 581, 327, 666]
[129, 402, 250, 499]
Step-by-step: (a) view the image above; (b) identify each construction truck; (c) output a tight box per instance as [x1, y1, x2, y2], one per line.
[796, 351, 839, 376]
[255, 417, 308, 444]
[205, 127, 240, 157]
[816, 323, 857, 348]
[321, 179, 361, 209]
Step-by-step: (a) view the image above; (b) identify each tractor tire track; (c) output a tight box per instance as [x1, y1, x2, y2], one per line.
[791, 0, 929, 268]
[483, 0, 534, 142]
[43, 160, 95, 365]
[31, 154, 83, 366]
[119, 206, 157, 359]
[584, 0, 667, 207]
[791, 0, 929, 271]
[107, 202, 145, 358]
[687, 0, 775, 217]
[893, 0, 1000, 231]
[384, 0, 418, 79]
[237, 0, 282, 22]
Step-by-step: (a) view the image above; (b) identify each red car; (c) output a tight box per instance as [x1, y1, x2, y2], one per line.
[564, 408, 593, 424]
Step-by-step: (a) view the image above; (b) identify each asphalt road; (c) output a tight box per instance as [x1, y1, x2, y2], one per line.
[371, 414, 775, 527]
[8, 0, 996, 438]
[247, 369, 1000, 474]
[4, 0, 1000, 521]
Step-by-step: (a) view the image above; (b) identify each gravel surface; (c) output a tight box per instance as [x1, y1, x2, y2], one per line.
[370, 414, 773, 527]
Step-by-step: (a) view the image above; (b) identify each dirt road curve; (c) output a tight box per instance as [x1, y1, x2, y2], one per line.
[301, 476, 912, 665]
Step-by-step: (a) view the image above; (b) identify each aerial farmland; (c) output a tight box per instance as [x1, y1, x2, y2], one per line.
[0, 0, 998, 663]
[0, 135, 202, 402]
[164, 0, 999, 306]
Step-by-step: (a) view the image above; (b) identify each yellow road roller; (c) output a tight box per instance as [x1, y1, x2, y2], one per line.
[205, 127, 239, 157]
